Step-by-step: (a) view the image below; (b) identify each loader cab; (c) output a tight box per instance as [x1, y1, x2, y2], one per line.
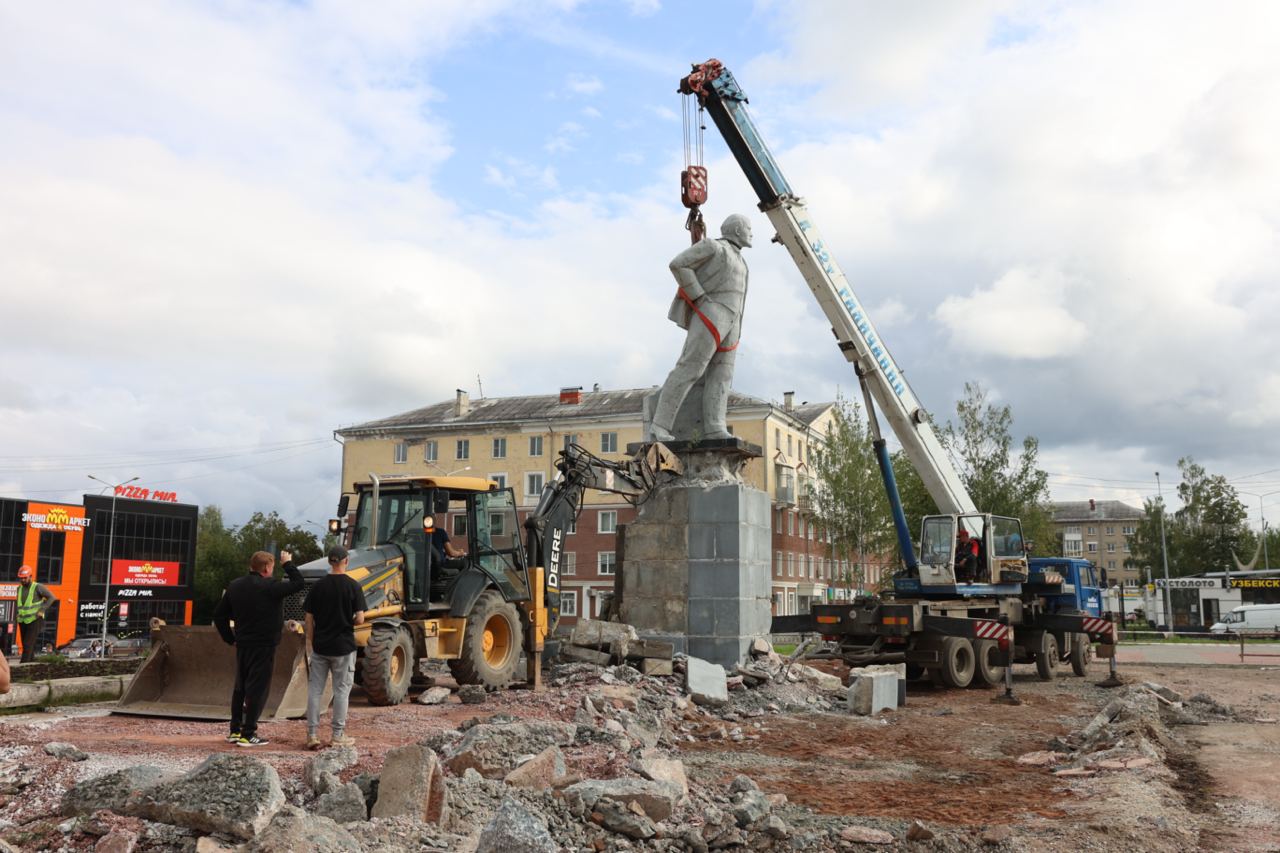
[911, 513, 1028, 595]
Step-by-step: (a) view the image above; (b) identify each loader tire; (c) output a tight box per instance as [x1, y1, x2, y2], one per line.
[971, 639, 1004, 687]
[1070, 632, 1093, 676]
[938, 637, 975, 689]
[363, 627, 414, 706]
[1034, 632, 1059, 681]
[449, 590, 521, 689]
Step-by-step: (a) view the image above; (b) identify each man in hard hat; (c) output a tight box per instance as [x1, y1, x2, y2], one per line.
[15, 565, 56, 663]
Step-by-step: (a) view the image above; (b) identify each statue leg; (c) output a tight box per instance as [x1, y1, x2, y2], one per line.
[701, 346, 737, 439]
[650, 323, 717, 441]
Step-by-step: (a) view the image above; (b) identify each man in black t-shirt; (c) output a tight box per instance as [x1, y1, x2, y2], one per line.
[303, 546, 367, 750]
[430, 518, 467, 569]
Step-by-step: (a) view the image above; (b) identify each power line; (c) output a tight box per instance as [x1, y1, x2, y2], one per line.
[0, 439, 331, 474]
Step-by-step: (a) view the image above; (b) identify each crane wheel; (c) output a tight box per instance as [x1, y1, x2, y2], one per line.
[449, 590, 521, 689]
[1069, 632, 1093, 676]
[1034, 632, 1059, 681]
[938, 636, 975, 688]
[363, 627, 415, 706]
[971, 639, 1004, 687]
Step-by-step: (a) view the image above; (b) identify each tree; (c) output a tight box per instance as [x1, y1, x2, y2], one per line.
[234, 511, 323, 565]
[807, 396, 894, 593]
[891, 383, 1053, 555]
[1125, 458, 1251, 577]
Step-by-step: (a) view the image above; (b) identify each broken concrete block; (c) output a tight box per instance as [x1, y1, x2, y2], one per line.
[790, 663, 843, 692]
[847, 671, 898, 716]
[504, 746, 566, 790]
[313, 781, 368, 823]
[839, 825, 894, 844]
[631, 757, 689, 796]
[627, 639, 675, 660]
[243, 805, 359, 852]
[563, 778, 682, 821]
[477, 797, 556, 853]
[641, 658, 673, 676]
[570, 619, 639, 650]
[62, 766, 173, 817]
[749, 637, 772, 657]
[562, 645, 611, 666]
[417, 686, 452, 705]
[446, 720, 577, 778]
[44, 742, 88, 761]
[371, 743, 449, 824]
[122, 754, 284, 840]
[303, 745, 357, 795]
[686, 656, 728, 707]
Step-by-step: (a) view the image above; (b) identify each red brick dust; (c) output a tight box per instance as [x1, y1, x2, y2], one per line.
[679, 681, 1090, 826]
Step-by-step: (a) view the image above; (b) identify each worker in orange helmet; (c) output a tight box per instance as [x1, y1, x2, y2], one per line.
[15, 565, 57, 664]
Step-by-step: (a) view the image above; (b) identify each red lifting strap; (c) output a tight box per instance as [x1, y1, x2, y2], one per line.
[678, 288, 737, 352]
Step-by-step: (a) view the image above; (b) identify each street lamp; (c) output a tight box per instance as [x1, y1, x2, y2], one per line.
[1155, 472, 1173, 630]
[88, 474, 139, 657]
[427, 462, 472, 477]
[1237, 490, 1280, 571]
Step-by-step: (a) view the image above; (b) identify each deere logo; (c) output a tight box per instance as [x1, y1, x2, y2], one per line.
[47, 508, 69, 527]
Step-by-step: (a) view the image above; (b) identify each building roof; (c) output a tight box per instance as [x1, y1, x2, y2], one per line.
[338, 388, 833, 437]
[1049, 500, 1145, 522]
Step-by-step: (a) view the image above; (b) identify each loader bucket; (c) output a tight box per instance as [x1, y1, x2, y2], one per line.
[113, 625, 323, 721]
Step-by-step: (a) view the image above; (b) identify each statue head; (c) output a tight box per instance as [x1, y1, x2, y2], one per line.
[720, 214, 752, 249]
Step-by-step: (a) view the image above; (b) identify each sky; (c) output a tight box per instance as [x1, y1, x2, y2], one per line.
[2, 0, 1279, 533]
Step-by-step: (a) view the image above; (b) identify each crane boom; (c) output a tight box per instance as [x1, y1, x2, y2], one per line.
[680, 60, 976, 517]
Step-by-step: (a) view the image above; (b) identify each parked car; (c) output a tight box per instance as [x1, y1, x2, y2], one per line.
[58, 636, 114, 659]
[106, 635, 152, 657]
[1210, 604, 1280, 636]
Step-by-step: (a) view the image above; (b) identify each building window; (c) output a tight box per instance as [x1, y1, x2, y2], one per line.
[394, 442, 408, 464]
[808, 521, 814, 540]
[1064, 539, 1083, 558]
[566, 514, 576, 534]
[1066, 525, 1081, 535]
[452, 514, 469, 537]
[525, 472, 545, 497]
[456, 439, 470, 460]
[1106, 542, 1116, 553]
[775, 551, 782, 576]
[807, 555, 814, 578]
[1087, 526, 1096, 535]
[529, 435, 544, 457]
[788, 553, 795, 577]
[775, 428, 781, 449]
[1107, 560, 1117, 569]
[1087, 542, 1098, 553]
[600, 432, 618, 453]
[598, 551, 617, 575]
[490, 473, 507, 490]
[563, 434, 579, 450]
[424, 440, 438, 463]
[560, 590, 578, 617]
[1122, 525, 1136, 535]
[1105, 526, 1115, 535]
[488, 512, 506, 536]
[598, 511, 617, 534]
[788, 512, 795, 536]
[492, 437, 507, 459]
[1123, 542, 1130, 552]
[562, 552, 577, 576]
[787, 434, 793, 455]
[36, 530, 65, 584]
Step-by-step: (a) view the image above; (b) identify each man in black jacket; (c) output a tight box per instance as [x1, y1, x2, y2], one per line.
[213, 549, 304, 746]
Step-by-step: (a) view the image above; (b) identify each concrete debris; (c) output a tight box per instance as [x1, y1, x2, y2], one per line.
[62, 766, 174, 817]
[458, 684, 488, 705]
[416, 686, 452, 705]
[476, 797, 556, 853]
[627, 639, 675, 661]
[243, 805, 359, 853]
[446, 720, 576, 778]
[563, 778, 682, 821]
[641, 658, 673, 676]
[686, 656, 729, 707]
[787, 663, 843, 693]
[312, 781, 368, 823]
[590, 797, 657, 839]
[749, 637, 772, 657]
[906, 820, 935, 841]
[503, 746, 567, 790]
[122, 753, 284, 840]
[981, 824, 1014, 845]
[839, 824, 895, 844]
[730, 788, 771, 827]
[93, 829, 138, 853]
[847, 669, 898, 716]
[630, 756, 689, 796]
[44, 742, 90, 761]
[562, 645, 612, 666]
[371, 743, 449, 824]
[1016, 750, 1068, 766]
[303, 744, 357, 795]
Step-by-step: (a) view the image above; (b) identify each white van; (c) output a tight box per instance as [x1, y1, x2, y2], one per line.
[1210, 604, 1280, 636]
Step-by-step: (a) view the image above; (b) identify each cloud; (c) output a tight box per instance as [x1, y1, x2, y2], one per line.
[624, 0, 661, 16]
[565, 73, 604, 95]
[935, 267, 1088, 359]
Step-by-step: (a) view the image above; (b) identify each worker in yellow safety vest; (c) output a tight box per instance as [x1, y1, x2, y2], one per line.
[15, 565, 56, 664]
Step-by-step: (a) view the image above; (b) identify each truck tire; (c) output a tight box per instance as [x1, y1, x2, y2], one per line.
[938, 637, 975, 688]
[1070, 632, 1093, 676]
[363, 627, 415, 706]
[1034, 632, 1059, 681]
[971, 639, 1004, 687]
[449, 590, 521, 689]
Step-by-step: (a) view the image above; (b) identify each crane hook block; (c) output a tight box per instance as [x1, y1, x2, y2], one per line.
[681, 166, 708, 208]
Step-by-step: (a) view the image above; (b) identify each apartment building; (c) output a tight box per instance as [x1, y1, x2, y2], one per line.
[336, 386, 841, 627]
[1049, 499, 1145, 587]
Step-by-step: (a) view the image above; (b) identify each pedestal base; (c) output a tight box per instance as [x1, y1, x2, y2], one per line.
[618, 443, 771, 669]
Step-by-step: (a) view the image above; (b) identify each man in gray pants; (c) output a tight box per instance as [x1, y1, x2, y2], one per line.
[304, 546, 367, 750]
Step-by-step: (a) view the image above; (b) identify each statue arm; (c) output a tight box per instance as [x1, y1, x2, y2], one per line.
[668, 239, 719, 302]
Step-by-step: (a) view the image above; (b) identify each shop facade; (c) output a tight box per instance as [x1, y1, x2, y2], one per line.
[0, 494, 196, 655]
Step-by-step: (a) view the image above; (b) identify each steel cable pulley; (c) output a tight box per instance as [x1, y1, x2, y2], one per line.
[681, 89, 707, 243]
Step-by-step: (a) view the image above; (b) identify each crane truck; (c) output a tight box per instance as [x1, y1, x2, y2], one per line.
[116, 442, 679, 719]
[678, 59, 1115, 687]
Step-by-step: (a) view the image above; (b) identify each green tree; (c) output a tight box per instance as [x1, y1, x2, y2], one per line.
[234, 511, 323, 565]
[1123, 497, 1167, 579]
[807, 396, 894, 593]
[890, 382, 1053, 555]
[1171, 457, 1249, 573]
[191, 509, 321, 623]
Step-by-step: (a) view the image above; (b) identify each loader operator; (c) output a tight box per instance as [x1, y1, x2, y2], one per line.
[430, 516, 467, 570]
[15, 565, 56, 663]
[213, 549, 304, 747]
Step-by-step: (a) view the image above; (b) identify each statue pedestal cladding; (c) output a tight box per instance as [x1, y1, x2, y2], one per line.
[618, 438, 772, 669]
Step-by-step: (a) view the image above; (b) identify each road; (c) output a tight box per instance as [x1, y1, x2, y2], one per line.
[1116, 641, 1280, 665]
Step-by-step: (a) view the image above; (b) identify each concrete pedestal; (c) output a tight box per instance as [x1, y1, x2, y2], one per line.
[618, 439, 772, 669]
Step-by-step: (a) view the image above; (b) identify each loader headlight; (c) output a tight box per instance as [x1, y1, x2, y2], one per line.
[423, 516, 434, 531]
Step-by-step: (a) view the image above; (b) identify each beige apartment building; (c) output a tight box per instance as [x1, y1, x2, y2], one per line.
[335, 386, 846, 627]
[1049, 500, 1145, 587]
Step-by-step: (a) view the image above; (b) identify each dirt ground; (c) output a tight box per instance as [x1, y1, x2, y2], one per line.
[2, 659, 1278, 851]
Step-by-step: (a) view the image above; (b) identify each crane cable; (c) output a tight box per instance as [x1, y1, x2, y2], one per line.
[681, 90, 707, 243]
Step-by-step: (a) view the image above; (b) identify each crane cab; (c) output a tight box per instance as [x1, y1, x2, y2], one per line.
[897, 513, 1029, 597]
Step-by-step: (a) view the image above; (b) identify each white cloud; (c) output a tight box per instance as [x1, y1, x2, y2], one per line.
[581, 106, 603, 119]
[565, 73, 604, 95]
[625, 0, 661, 16]
[935, 267, 1088, 359]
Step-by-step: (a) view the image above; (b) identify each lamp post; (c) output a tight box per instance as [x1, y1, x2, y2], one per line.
[88, 475, 139, 657]
[1155, 472, 1173, 630]
[1238, 490, 1279, 571]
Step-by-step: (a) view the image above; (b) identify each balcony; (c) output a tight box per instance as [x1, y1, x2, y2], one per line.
[797, 476, 818, 513]
[774, 463, 795, 506]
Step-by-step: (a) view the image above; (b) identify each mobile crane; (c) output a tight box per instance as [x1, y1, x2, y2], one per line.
[679, 59, 1114, 686]
[117, 442, 679, 719]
